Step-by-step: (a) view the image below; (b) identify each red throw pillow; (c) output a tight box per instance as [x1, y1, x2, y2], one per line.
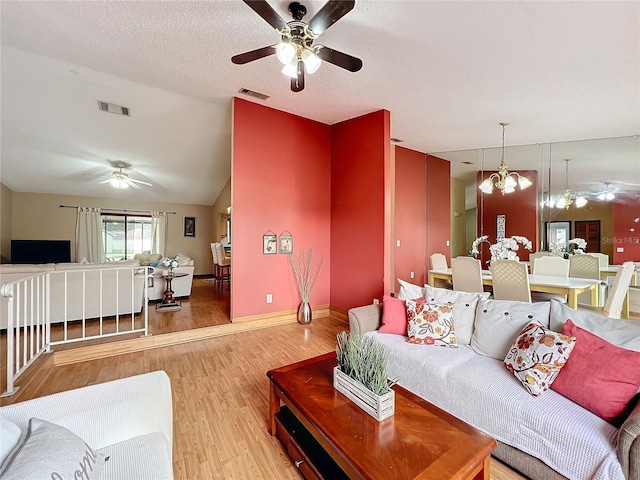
[551, 319, 640, 424]
[379, 295, 408, 335]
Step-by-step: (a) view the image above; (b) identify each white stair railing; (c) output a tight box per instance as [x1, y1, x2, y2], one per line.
[2, 266, 150, 397]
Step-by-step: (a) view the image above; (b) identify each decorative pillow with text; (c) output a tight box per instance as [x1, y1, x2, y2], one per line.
[504, 322, 576, 397]
[406, 300, 457, 347]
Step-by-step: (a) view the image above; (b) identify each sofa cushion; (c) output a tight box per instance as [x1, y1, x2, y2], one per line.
[471, 298, 551, 360]
[551, 319, 640, 425]
[406, 300, 457, 347]
[0, 417, 107, 480]
[397, 278, 425, 301]
[424, 285, 489, 345]
[379, 295, 407, 335]
[97, 432, 172, 480]
[54, 260, 140, 271]
[504, 322, 576, 397]
[175, 254, 192, 267]
[0, 418, 21, 464]
[133, 253, 162, 266]
[550, 300, 640, 352]
[0, 264, 56, 274]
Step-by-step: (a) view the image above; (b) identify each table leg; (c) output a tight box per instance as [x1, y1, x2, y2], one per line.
[590, 284, 599, 307]
[268, 381, 280, 435]
[428, 272, 435, 287]
[472, 456, 491, 480]
[623, 293, 629, 319]
[568, 290, 578, 309]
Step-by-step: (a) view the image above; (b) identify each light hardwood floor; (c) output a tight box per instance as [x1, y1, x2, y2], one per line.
[14, 316, 525, 480]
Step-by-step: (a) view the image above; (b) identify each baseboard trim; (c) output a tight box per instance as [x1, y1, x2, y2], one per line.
[1, 353, 54, 405]
[233, 305, 330, 324]
[329, 306, 349, 324]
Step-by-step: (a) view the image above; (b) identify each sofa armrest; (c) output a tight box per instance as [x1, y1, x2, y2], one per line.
[348, 304, 382, 336]
[0, 371, 173, 455]
[619, 398, 640, 480]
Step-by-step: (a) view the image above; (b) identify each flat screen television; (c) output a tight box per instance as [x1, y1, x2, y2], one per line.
[11, 240, 71, 264]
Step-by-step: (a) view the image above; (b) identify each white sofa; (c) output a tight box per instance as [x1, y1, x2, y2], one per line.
[348, 286, 640, 480]
[0, 261, 147, 330]
[143, 255, 195, 302]
[0, 370, 173, 479]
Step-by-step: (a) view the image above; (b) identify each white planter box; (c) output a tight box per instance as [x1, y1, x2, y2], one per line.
[333, 366, 395, 421]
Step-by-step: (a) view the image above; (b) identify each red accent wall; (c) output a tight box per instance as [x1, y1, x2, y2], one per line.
[476, 170, 539, 262]
[330, 110, 390, 311]
[426, 155, 451, 264]
[232, 98, 331, 319]
[395, 146, 426, 289]
[613, 197, 640, 263]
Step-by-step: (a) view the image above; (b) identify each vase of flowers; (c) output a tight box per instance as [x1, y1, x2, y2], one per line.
[471, 235, 533, 262]
[160, 257, 179, 275]
[567, 238, 587, 254]
[334, 331, 398, 421]
[289, 247, 325, 325]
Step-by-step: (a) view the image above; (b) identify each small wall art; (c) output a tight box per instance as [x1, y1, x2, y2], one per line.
[263, 231, 277, 254]
[184, 217, 196, 237]
[279, 230, 293, 254]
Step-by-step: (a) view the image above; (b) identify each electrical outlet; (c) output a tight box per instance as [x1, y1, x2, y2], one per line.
[266, 294, 273, 304]
[617, 247, 624, 253]
[373, 298, 379, 305]
[446, 240, 450, 246]
[396, 240, 401, 247]
[410, 271, 415, 279]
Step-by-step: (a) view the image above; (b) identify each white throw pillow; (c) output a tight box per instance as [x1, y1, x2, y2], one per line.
[0, 418, 107, 480]
[424, 285, 490, 345]
[397, 278, 425, 301]
[549, 300, 640, 352]
[0, 417, 21, 464]
[470, 298, 551, 360]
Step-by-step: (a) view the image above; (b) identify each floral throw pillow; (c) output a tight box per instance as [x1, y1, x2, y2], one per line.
[504, 322, 576, 397]
[405, 300, 457, 348]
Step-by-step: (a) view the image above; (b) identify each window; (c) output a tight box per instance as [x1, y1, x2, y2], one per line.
[102, 215, 154, 261]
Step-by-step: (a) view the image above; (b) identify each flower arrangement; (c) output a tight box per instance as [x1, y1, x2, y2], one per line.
[335, 331, 398, 396]
[160, 257, 179, 273]
[471, 235, 533, 261]
[289, 247, 325, 303]
[567, 238, 587, 254]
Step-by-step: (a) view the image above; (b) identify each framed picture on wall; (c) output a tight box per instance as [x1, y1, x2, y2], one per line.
[279, 231, 293, 254]
[184, 217, 196, 237]
[263, 232, 277, 254]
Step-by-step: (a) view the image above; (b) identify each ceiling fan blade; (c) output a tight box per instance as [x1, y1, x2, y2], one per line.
[242, 0, 288, 31]
[291, 61, 305, 92]
[127, 180, 141, 190]
[316, 45, 362, 72]
[308, 0, 355, 36]
[232, 45, 277, 65]
[128, 178, 153, 187]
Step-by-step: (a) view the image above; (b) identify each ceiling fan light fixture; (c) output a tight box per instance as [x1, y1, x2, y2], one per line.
[276, 42, 296, 64]
[110, 177, 129, 189]
[597, 191, 615, 201]
[301, 48, 321, 74]
[281, 60, 299, 78]
[555, 196, 568, 209]
[575, 196, 588, 208]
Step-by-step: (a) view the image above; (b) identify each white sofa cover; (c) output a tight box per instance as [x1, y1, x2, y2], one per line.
[0, 261, 146, 330]
[0, 370, 173, 479]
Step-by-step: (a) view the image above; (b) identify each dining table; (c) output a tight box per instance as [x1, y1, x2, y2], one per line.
[599, 265, 638, 286]
[427, 268, 601, 310]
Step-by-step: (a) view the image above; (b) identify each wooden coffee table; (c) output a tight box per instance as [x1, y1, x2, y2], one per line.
[267, 352, 496, 480]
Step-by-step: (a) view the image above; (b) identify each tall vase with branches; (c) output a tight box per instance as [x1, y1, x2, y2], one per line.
[289, 247, 325, 325]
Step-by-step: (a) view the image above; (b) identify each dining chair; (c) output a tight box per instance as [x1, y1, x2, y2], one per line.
[528, 252, 550, 273]
[569, 254, 604, 306]
[587, 252, 609, 269]
[451, 256, 484, 293]
[214, 242, 231, 289]
[531, 256, 569, 303]
[490, 260, 531, 302]
[211, 242, 219, 282]
[430, 253, 448, 270]
[580, 261, 635, 319]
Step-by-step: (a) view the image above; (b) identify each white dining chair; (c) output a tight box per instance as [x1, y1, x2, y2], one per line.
[588, 252, 609, 269]
[569, 254, 604, 306]
[490, 260, 531, 302]
[528, 252, 551, 273]
[580, 261, 635, 319]
[531, 256, 570, 303]
[451, 256, 484, 293]
[430, 253, 448, 270]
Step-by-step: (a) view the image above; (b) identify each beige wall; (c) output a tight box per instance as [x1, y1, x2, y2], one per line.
[450, 178, 467, 258]
[465, 207, 477, 255]
[212, 177, 231, 242]
[547, 202, 614, 260]
[1, 183, 13, 262]
[11, 192, 215, 274]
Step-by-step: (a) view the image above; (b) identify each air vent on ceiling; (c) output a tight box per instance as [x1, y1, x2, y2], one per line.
[238, 88, 270, 101]
[461, 161, 474, 165]
[390, 138, 404, 143]
[97, 101, 130, 116]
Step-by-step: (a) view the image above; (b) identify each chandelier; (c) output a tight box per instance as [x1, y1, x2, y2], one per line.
[554, 159, 587, 209]
[479, 123, 532, 195]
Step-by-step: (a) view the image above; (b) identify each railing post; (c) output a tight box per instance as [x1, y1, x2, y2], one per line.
[1, 284, 17, 397]
[143, 266, 150, 336]
[45, 272, 51, 352]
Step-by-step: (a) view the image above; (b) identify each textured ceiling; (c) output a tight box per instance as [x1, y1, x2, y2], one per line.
[1, 0, 638, 205]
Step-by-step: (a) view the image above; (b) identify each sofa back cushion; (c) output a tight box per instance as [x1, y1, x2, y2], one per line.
[397, 278, 425, 301]
[471, 298, 551, 360]
[550, 300, 640, 351]
[424, 285, 489, 345]
[133, 253, 163, 266]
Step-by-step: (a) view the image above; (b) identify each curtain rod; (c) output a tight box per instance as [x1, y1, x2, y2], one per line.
[59, 205, 176, 215]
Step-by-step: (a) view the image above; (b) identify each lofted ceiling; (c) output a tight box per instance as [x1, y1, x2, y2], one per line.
[1, 0, 638, 206]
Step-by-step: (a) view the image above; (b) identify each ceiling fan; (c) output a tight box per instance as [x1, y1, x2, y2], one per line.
[99, 163, 153, 190]
[232, 0, 363, 92]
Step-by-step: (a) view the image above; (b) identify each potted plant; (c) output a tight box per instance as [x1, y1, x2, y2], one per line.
[334, 331, 398, 421]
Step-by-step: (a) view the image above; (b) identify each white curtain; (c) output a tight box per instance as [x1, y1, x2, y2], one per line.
[151, 212, 167, 255]
[76, 207, 104, 262]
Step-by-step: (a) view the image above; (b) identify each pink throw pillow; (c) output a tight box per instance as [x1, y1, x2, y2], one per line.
[551, 319, 640, 424]
[379, 295, 408, 335]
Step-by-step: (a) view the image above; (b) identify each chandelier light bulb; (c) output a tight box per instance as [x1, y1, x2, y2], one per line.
[575, 196, 588, 208]
[479, 179, 493, 194]
[518, 176, 533, 189]
[555, 197, 567, 209]
[276, 42, 296, 65]
[301, 49, 322, 74]
[503, 175, 517, 190]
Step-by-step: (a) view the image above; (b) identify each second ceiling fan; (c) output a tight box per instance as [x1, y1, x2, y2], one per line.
[232, 0, 362, 92]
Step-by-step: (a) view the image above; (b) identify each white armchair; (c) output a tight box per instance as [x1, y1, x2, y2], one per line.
[148, 255, 195, 301]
